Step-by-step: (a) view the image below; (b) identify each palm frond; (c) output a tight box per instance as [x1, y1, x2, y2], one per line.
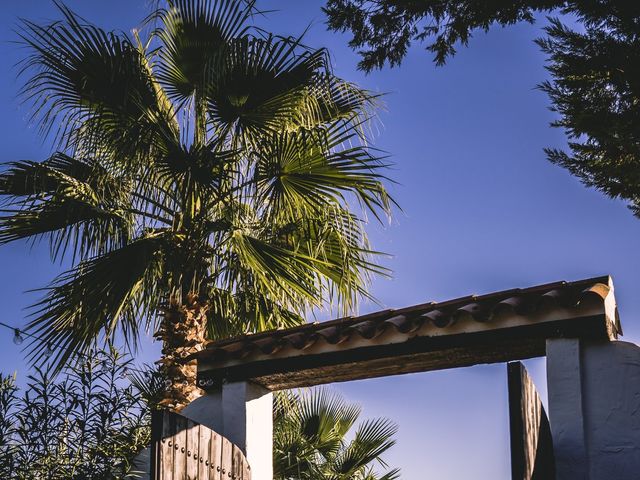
[296, 76, 382, 144]
[152, 0, 255, 101]
[297, 389, 361, 454]
[227, 231, 324, 308]
[273, 388, 400, 480]
[128, 364, 166, 410]
[217, 202, 387, 317]
[372, 468, 402, 480]
[18, 3, 176, 158]
[294, 210, 389, 313]
[207, 34, 329, 145]
[24, 231, 170, 370]
[206, 286, 304, 339]
[255, 123, 392, 222]
[333, 417, 398, 477]
[0, 154, 133, 259]
[0, 153, 120, 198]
[0, 201, 128, 260]
[153, 138, 239, 196]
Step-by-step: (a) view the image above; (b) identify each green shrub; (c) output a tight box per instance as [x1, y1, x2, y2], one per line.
[0, 350, 150, 480]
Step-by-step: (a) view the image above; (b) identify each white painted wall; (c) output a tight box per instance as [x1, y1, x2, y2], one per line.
[547, 339, 640, 479]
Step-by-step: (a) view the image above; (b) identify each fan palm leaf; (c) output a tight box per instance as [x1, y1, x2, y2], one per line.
[26, 231, 169, 368]
[19, 3, 178, 158]
[151, 0, 255, 102]
[207, 35, 329, 143]
[0, 155, 133, 259]
[254, 123, 391, 221]
[274, 389, 400, 480]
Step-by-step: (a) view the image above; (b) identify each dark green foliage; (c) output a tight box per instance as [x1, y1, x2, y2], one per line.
[323, 0, 564, 71]
[274, 389, 400, 480]
[0, 350, 150, 480]
[537, 5, 640, 216]
[322, 1, 636, 70]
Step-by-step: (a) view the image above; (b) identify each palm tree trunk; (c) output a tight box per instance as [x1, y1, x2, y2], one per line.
[154, 293, 208, 411]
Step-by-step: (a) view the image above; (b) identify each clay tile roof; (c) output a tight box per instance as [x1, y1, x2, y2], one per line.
[193, 275, 620, 390]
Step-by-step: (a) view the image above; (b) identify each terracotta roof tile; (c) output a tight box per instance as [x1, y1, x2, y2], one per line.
[194, 275, 618, 368]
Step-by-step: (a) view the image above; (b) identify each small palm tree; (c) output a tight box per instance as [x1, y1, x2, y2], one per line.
[274, 389, 400, 480]
[0, 0, 391, 410]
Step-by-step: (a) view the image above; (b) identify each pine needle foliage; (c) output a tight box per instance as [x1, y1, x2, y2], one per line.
[537, 4, 640, 216]
[323, 0, 565, 71]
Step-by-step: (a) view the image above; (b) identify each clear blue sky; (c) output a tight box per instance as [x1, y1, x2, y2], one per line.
[1, 2, 640, 478]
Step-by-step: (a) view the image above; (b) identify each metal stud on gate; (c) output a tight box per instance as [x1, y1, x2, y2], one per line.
[197, 377, 215, 387]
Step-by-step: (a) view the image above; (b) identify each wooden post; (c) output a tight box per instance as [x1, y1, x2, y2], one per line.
[508, 361, 555, 479]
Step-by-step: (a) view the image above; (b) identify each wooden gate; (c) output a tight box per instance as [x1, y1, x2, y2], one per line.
[508, 362, 555, 480]
[150, 410, 251, 480]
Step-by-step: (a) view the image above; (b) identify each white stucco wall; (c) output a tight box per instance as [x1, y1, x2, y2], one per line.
[547, 339, 640, 479]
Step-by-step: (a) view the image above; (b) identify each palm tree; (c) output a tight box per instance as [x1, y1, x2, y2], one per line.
[274, 389, 400, 480]
[0, 0, 392, 410]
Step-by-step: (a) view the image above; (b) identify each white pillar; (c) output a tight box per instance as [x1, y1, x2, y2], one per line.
[182, 381, 273, 480]
[547, 339, 640, 479]
[546, 338, 588, 480]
